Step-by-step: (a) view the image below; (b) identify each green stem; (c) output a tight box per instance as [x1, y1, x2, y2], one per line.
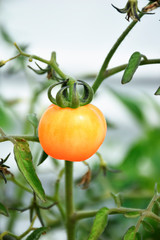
[92, 13, 144, 93]
[0, 135, 39, 143]
[74, 207, 144, 221]
[103, 58, 160, 79]
[17, 216, 37, 240]
[8, 177, 56, 202]
[65, 161, 76, 240]
[74, 205, 160, 223]
[4, 54, 21, 64]
[14, 43, 67, 79]
[10, 177, 33, 193]
[0, 128, 16, 144]
[135, 194, 159, 233]
[0, 232, 18, 240]
[53, 168, 65, 220]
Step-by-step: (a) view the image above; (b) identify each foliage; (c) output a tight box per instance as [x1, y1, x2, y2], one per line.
[0, 1, 160, 240]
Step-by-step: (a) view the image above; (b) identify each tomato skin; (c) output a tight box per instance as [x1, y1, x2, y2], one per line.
[38, 104, 107, 162]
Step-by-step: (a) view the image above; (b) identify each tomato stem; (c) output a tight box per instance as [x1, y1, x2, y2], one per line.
[65, 161, 76, 240]
[0, 135, 39, 143]
[92, 12, 144, 93]
[14, 43, 67, 79]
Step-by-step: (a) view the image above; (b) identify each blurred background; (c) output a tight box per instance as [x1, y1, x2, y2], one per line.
[0, 0, 160, 239]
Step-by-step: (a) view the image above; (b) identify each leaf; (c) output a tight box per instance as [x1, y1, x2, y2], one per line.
[142, 220, 154, 233]
[0, 202, 9, 216]
[123, 226, 136, 240]
[107, 167, 121, 173]
[124, 211, 140, 218]
[119, 127, 160, 187]
[14, 139, 46, 201]
[28, 63, 50, 75]
[35, 206, 44, 227]
[78, 169, 91, 189]
[37, 150, 48, 166]
[27, 113, 39, 129]
[109, 88, 146, 125]
[0, 26, 14, 44]
[135, 232, 142, 240]
[26, 227, 48, 240]
[155, 86, 160, 95]
[122, 52, 141, 84]
[0, 105, 15, 130]
[88, 207, 109, 240]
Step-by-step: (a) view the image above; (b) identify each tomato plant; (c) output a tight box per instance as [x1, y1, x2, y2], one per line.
[38, 104, 107, 162]
[1, 1, 160, 240]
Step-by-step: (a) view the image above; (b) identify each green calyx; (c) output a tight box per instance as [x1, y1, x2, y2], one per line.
[48, 79, 94, 108]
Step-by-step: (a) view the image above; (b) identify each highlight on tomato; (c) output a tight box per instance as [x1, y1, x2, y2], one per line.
[38, 104, 107, 162]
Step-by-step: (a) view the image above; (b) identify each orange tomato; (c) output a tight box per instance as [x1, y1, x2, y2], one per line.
[38, 104, 107, 162]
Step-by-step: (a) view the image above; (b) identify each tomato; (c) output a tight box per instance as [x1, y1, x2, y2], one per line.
[38, 104, 107, 162]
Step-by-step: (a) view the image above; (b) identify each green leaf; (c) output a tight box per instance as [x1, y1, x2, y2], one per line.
[0, 104, 15, 130]
[124, 211, 140, 218]
[88, 207, 109, 240]
[37, 150, 48, 166]
[142, 220, 154, 233]
[119, 127, 160, 187]
[35, 206, 44, 227]
[109, 88, 146, 126]
[14, 139, 45, 201]
[0, 202, 9, 216]
[135, 232, 142, 240]
[27, 113, 39, 129]
[28, 63, 50, 75]
[123, 226, 136, 240]
[0, 26, 14, 44]
[122, 52, 141, 84]
[26, 227, 48, 240]
[155, 86, 160, 95]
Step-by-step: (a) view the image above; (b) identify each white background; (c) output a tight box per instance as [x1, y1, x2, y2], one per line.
[0, 0, 160, 77]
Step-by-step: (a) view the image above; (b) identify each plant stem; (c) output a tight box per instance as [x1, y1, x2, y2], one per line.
[0, 231, 18, 240]
[103, 58, 160, 79]
[82, 58, 160, 81]
[135, 194, 159, 232]
[0, 135, 39, 143]
[4, 54, 21, 63]
[74, 207, 144, 221]
[65, 161, 75, 240]
[0, 128, 16, 144]
[74, 204, 160, 223]
[14, 43, 67, 79]
[53, 168, 65, 220]
[17, 216, 37, 239]
[92, 13, 144, 93]
[8, 177, 56, 202]
[10, 177, 33, 193]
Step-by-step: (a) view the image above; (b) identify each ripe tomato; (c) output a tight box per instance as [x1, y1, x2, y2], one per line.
[38, 104, 107, 162]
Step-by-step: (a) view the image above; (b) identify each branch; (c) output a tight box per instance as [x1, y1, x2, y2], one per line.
[92, 13, 144, 93]
[135, 194, 159, 232]
[74, 198, 160, 224]
[0, 135, 39, 143]
[14, 43, 67, 79]
[74, 207, 144, 221]
[65, 161, 75, 240]
[103, 58, 160, 79]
